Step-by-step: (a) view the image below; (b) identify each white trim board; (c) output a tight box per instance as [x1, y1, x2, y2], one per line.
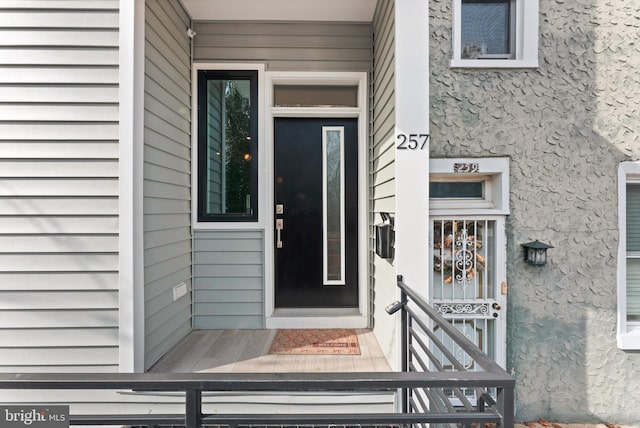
[392, 0, 430, 372]
[118, 0, 145, 373]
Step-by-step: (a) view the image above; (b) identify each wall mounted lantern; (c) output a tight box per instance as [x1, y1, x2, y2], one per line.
[521, 240, 554, 266]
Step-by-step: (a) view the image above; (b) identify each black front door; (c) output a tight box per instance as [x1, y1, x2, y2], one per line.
[274, 118, 358, 308]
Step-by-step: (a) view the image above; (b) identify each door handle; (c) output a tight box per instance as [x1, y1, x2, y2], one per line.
[276, 219, 284, 248]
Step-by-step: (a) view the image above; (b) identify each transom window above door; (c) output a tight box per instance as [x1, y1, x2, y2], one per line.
[430, 158, 509, 215]
[196, 70, 258, 222]
[273, 85, 359, 108]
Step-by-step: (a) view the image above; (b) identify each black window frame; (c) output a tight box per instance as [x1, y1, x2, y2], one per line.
[197, 69, 259, 222]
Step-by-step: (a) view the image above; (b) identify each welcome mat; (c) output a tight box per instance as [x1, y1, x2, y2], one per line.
[268, 329, 361, 355]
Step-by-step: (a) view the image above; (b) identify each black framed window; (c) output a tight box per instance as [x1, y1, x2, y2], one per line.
[198, 70, 258, 222]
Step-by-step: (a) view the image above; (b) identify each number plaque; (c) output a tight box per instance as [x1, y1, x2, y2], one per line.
[453, 163, 480, 173]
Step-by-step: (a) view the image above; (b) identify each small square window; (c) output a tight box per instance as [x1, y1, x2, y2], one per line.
[451, 0, 539, 68]
[461, 0, 513, 59]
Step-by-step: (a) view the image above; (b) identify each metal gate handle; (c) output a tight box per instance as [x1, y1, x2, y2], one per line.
[276, 219, 284, 248]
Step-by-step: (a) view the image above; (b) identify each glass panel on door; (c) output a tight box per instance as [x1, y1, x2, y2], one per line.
[323, 127, 345, 285]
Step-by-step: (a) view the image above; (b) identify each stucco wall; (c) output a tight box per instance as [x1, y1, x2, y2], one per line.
[429, 0, 640, 423]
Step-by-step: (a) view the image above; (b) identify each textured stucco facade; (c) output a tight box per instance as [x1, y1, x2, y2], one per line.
[429, 0, 640, 423]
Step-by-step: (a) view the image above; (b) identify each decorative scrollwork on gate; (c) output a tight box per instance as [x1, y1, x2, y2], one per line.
[454, 228, 474, 286]
[434, 303, 490, 317]
[433, 220, 486, 290]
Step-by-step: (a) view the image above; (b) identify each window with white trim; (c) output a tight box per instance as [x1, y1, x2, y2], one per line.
[430, 158, 509, 215]
[451, 0, 539, 68]
[618, 162, 640, 350]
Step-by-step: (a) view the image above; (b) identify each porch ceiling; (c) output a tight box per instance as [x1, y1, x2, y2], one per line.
[181, 0, 377, 22]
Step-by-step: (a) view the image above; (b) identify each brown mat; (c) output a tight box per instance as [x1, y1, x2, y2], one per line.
[268, 329, 361, 355]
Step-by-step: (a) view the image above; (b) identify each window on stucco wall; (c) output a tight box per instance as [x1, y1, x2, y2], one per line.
[451, 0, 539, 68]
[617, 162, 640, 350]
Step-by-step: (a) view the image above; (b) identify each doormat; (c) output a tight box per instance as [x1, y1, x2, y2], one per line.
[268, 329, 360, 355]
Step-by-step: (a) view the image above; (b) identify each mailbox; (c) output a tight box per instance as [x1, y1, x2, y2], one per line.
[375, 212, 394, 259]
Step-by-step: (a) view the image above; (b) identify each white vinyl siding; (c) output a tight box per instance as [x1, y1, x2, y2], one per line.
[370, 0, 397, 365]
[0, 1, 119, 373]
[143, 0, 192, 370]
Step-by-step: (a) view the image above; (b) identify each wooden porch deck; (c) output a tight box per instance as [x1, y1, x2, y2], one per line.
[150, 329, 392, 373]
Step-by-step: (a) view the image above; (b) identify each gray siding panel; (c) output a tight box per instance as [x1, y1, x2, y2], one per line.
[143, 0, 192, 370]
[193, 231, 264, 329]
[370, 0, 398, 367]
[0, 0, 119, 373]
[371, 0, 396, 222]
[193, 21, 371, 71]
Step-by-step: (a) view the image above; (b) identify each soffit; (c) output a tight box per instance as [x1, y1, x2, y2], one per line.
[181, 0, 377, 22]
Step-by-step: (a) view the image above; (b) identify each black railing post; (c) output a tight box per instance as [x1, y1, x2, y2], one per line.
[478, 394, 485, 413]
[398, 275, 409, 414]
[185, 389, 202, 428]
[496, 386, 514, 427]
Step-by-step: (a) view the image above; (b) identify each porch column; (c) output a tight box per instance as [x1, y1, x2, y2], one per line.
[119, 0, 146, 372]
[394, 0, 430, 294]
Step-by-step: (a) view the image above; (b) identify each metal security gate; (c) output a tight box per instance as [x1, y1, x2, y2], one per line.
[430, 217, 507, 375]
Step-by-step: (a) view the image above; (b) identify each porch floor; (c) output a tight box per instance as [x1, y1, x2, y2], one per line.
[150, 329, 391, 373]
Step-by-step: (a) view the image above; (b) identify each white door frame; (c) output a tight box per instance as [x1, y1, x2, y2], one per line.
[264, 71, 369, 329]
[428, 157, 510, 368]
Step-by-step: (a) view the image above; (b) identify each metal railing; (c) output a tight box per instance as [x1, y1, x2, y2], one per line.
[397, 275, 515, 427]
[0, 276, 514, 427]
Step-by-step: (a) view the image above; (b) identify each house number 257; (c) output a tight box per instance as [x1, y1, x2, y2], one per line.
[397, 133, 430, 150]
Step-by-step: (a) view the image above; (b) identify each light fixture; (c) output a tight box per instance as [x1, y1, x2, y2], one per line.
[521, 240, 554, 266]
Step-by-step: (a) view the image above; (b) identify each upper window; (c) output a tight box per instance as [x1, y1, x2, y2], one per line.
[461, 0, 514, 59]
[197, 70, 258, 222]
[618, 162, 640, 349]
[452, 0, 539, 68]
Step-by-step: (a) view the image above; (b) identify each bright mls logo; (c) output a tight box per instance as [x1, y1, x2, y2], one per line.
[1, 406, 69, 428]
